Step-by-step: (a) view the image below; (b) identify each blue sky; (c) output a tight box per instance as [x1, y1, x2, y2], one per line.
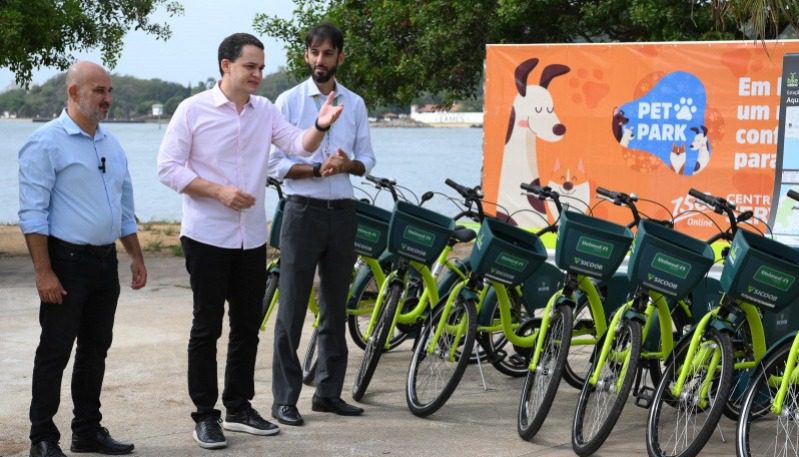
[0, 1, 296, 89]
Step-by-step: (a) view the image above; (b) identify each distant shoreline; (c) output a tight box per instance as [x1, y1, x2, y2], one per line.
[8, 117, 480, 128]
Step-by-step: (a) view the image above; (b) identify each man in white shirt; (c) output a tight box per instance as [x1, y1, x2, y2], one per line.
[157, 32, 343, 450]
[268, 22, 375, 426]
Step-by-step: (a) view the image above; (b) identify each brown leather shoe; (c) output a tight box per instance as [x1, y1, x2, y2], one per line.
[311, 395, 364, 416]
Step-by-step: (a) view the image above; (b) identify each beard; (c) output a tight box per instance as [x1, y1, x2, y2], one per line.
[78, 98, 110, 123]
[309, 63, 338, 84]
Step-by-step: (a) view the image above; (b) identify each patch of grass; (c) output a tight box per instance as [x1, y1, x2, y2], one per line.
[163, 226, 177, 236]
[144, 240, 163, 252]
[169, 244, 184, 257]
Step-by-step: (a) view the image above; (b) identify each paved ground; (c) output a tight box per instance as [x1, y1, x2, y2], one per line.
[0, 255, 738, 457]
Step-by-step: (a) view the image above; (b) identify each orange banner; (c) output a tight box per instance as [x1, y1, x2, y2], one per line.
[483, 41, 799, 239]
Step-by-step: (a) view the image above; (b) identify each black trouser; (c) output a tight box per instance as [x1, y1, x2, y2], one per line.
[30, 238, 120, 444]
[272, 197, 356, 405]
[181, 237, 266, 422]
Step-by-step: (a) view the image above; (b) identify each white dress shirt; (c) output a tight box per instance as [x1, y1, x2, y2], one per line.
[157, 83, 309, 249]
[268, 78, 375, 199]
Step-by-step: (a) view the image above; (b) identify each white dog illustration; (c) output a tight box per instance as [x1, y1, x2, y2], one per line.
[497, 58, 570, 227]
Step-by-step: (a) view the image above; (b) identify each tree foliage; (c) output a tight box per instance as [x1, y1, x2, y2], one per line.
[0, 0, 184, 88]
[254, 0, 798, 108]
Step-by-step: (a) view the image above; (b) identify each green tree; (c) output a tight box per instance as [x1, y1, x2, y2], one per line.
[258, 67, 301, 102]
[254, 0, 797, 107]
[0, 0, 183, 88]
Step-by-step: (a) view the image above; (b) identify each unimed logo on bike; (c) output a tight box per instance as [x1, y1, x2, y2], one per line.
[650, 253, 691, 279]
[403, 226, 435, 247]
[754, 266, 795, 292]
[576, 236, 614, 259]
[356, 225, 381, 244]
[496, 251, 528, 272]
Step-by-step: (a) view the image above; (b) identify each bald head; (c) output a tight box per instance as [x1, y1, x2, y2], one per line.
[66, 61, 110, 88]
[65, 61, 113, 135]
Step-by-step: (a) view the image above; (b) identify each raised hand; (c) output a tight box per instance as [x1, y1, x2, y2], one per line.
[317, 91, 344, 129]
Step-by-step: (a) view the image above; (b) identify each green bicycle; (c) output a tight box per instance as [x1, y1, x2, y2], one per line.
[645, 189, 787, 457]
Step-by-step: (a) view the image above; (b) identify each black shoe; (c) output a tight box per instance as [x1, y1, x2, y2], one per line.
[311, 395, 364, 416]
[70, 427, 134, 455]
[30, 441, 66, 457]
[271, 404, 304, 426]
[193, 416, 227, 449]
[223, 407, 279, 436]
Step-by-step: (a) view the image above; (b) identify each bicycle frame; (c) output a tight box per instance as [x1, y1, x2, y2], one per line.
[363, 243, 469, 348]
[529, 274, 606, 372]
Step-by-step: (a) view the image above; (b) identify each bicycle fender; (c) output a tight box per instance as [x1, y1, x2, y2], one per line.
[710, 318, 735, 334]
[624, 308, 646, 325]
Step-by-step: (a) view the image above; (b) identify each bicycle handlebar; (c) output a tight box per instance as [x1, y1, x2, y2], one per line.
[266, 177, 284, 200]
[520, 182, 563, 215]
[445, 178, 485, 221]
[364, 174, 399, 202]
[788, 189, 799, 201]
[689, 188, 740, 243]
[595, 186, 641, 228]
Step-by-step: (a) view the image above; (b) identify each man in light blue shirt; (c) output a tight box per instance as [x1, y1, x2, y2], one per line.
[268, 22, 375, 426]
[18, 61, 146, 457]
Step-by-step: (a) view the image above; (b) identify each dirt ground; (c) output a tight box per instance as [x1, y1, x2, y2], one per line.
[0, 222, 184, 257]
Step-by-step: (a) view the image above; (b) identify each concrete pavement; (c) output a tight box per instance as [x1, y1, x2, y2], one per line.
[0, 255, 736, 457]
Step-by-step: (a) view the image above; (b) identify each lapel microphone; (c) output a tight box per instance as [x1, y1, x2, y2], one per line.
[99, 157, 106, 173]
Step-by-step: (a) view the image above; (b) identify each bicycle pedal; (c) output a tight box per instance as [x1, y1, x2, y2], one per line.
[635, 386, 655, 409]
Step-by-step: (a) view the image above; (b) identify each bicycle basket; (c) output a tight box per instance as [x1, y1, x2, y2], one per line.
[387, 201, 455, 265]
[354, 200, 392, 259]
[627, 220, 714, 298]
[719, 229, 799, 311]
[555, 210, 633, 279]
[470, 218, 548, 286]
[268, 199, 287, 249]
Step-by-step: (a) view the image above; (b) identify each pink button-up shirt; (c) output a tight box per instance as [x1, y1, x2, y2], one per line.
[157, 84, 309, 249]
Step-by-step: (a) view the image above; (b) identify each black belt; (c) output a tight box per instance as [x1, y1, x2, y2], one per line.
[286, 195, 353, 210]
[49, 237, 116, 257]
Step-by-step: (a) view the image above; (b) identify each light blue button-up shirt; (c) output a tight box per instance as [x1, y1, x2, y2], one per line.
[268, 78, 376, 199]
[18, 109, 137, 245]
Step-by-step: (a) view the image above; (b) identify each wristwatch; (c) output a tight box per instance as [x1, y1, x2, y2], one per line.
[312, 162, 322, 178]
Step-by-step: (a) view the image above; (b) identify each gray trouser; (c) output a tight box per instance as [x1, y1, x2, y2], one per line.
[272, 198, 356, 405]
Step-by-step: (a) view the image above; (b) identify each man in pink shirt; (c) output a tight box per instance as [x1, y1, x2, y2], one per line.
[157, 32, 343, 450]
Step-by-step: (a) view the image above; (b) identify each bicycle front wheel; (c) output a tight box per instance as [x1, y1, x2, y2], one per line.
[647, 326, 733, 457]
[301, 326, 318, 386]
[351, 282, 401, 401]
[571, 318, 642, 456]
[736, 338, 797, 457]
[406, 293, 477, 417]
[347, 266, 410, 351]
[259, 271, 279, 331]
[563, 295, 599, 390]
[517, 303, 573, 440]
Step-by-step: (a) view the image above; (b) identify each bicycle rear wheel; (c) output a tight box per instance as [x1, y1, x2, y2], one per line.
[406, 293, 477, 417]
[481, 287, 534, 377]
[517, 303, 573, 440]
[736, 338, 796, 457]
[571, 317, 642, 456]
[351, 282, 401, 401]
[646, 326, 733, 457]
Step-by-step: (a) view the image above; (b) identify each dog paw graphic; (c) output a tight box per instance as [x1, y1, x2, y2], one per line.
[569, 68, 610, 109]
[674, 97, 697, 121]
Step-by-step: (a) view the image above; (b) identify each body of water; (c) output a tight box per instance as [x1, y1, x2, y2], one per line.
[0, 120, 483, 224]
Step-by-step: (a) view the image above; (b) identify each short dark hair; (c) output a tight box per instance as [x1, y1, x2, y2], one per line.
[305, 22, 344, 52]
[217, 33, 264, 76]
